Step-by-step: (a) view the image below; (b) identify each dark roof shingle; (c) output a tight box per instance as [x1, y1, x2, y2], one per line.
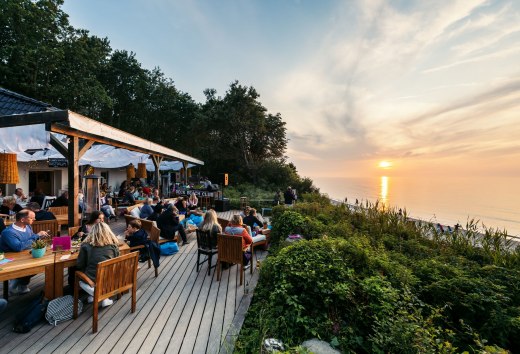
[0, 87, 57, 116]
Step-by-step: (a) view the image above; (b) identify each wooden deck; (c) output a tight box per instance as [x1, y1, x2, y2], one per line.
[0, 210, 266, 354]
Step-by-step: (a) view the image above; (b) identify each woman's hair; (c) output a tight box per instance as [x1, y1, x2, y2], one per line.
[2, 196, 15, 206]
[201, 209, 222, 233]
[84, 222, 119, 247]
[189, 192, 197, 200]
[86, 210, 103, 225]
[230, 214, 243, 226]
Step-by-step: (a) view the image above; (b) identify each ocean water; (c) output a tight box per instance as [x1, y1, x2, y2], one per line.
[312, 176, 520, 236]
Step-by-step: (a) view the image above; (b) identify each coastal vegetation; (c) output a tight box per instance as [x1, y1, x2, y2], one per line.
[236, 200, 519, 353]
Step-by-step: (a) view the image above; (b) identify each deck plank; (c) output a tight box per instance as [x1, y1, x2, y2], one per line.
[0, 211, 265, 354]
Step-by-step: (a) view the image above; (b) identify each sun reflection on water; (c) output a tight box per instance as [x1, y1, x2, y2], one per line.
[380, 176, 389, 208]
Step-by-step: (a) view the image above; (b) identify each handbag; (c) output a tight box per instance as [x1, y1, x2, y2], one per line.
[45, 295, 83, 326]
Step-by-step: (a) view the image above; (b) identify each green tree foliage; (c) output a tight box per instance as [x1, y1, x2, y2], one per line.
[0, 0, 315, 192]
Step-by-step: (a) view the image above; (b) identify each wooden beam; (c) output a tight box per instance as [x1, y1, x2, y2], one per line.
[152, 155, 163, 196]
[67, 136, 80, 227]
[49, 133, 68, 158]
[183, 161, 189, 185]
[0, 110, 68, 128]
[78, 140, 94, 159]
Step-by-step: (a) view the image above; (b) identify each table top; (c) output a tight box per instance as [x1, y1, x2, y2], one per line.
[0, 242, 130, 281]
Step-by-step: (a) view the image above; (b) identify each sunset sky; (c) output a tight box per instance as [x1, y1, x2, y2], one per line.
[63, 0, 520, 179]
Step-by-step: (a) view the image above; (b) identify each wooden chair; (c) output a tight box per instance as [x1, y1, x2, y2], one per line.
[217, 218, 229, 230]
[149, 225, 162, 277]
[68, 226, 81, 237]
[48, 206, 68, 216]
[124, 214, 137, 227]
[140, 219, 154, 233]
[73, 252, 139, 333]
[31, 219, 59, 237]
[196, 229, 218, 276]
[41, 196, 56, 210]
[216, 233, 245, 287]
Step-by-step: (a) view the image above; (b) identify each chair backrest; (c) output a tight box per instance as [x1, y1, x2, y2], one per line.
[68, 226, 81, 237]
[150, 225, 161, 243]
[196, 229, 217, 251]
[124, 214, 137, 227]
[95, 252, 139, 300]
[42, 196, 57, 210]
[217, 218, 229, 230]
[48, 206, 68, 216]
[32, 219, 59, 237]
[217, 233, 243, 265]
[140, 219, 154, 233]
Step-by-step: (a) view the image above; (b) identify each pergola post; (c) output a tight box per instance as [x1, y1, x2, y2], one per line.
[152, 155, 163, 197]
[183, 161, 189, 185]
[67, 136, 80, 227]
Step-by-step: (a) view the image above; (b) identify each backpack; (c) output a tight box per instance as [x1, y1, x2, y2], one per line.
[45, 295, 83, 326]
[13, 292, 48, 333]
[160, 242, 179, 256]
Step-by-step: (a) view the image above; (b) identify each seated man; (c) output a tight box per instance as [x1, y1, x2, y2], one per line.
[243, 208, 264, 232]
[125, 219, 149, 261]
[157, 205, 189, 245]
[139, 198, 154, 219]
[26, 202, 56, 221]
[13, 187, 28, 204]
[50, 191, 69, 207]
[0, 210, 49, 295]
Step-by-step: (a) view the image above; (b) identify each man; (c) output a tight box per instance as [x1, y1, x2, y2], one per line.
[0, 210, 49, 295]
[157, 204, 189, 245]
[13, 188, 28, 204]
[139, 198, 154, 219]
[50, 191, 68, 207]
[284, 186, 296, 206]
[26, 202, 56, 221]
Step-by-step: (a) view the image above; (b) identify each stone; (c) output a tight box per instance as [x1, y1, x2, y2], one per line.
[301, 338, 341, 354]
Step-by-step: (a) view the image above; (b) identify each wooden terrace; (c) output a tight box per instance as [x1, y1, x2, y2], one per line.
[0, 211, 266, 354]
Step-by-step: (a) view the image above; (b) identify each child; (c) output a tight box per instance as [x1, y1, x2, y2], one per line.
[125, 219, 149, 262]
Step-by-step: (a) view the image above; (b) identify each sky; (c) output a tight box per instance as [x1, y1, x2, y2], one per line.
[62, 0, 520, 180]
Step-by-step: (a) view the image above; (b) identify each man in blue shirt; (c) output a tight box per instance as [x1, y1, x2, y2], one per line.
[0, 210, 49, 295]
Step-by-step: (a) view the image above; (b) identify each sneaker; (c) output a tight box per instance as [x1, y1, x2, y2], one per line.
[244, 264, 251, 270]
[182, 240, 190, 246]
[18, 285, 30, 294]
[101, 298, 113, 308]
[87, 296, 94, 304]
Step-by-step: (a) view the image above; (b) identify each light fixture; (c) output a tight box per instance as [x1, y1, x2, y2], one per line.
[0, 152, 20, 184]
[137, 163, 147, 179]
[126, 164, 135, 179]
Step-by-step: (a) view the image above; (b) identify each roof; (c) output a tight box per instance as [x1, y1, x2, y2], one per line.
[0, 87, 56, 115]
[0, 88, 203, 165]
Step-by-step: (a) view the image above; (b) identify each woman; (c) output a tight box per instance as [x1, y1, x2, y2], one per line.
[0, 196, 23, 215]
[73, 211, 104, 241]
[187, 192, 198, 210]
[175, 197, 188, 215]
[76, 222, 120, 307]
[99, 192, 116, 222]
[224, 215, 253, 267]
[201, 209, 222, 240]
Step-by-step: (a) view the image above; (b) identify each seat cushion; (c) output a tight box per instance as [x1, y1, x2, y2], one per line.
[252, 235, 267, 243]
[130, 207, 141, 218]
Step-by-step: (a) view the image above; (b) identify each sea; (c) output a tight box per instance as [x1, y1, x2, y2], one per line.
[312, 176, 520, 237]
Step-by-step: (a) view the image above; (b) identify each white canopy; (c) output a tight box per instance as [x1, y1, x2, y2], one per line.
[0, 125, 193, 170]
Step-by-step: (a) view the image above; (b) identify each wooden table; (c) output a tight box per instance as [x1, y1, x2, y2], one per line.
[1, 242, 130, 300]
[55, 213, 82, 228]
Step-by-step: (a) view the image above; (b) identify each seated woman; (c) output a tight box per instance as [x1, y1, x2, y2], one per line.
[100, 192, 116, 222]
[243, 208, 264, 233]
[73, 211, 105, 241]
[76, 222, 120, 307]
[122, 187, 136, 205]
[0, 196, 23, 215]
[200, 209, 222, 241]
[187, 192, 198, 210]
[175, 197, 188, 215]
[224, 215, 253, 267]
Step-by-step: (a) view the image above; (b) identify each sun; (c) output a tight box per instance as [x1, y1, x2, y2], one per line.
[378, 160, 392, 169]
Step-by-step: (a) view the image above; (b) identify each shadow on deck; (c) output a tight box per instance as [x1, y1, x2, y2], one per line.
[0, 210, 266, 354]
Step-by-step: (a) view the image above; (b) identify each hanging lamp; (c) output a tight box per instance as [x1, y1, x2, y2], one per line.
[0, 152, 20, 184]
[126, 164, 135, 179]
[137, 163, 147, 179]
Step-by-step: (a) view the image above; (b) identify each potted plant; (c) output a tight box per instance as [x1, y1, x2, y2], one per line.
[31, 239, 47, 258]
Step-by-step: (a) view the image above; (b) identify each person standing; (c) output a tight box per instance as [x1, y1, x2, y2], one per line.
[283, 187, 296, 206]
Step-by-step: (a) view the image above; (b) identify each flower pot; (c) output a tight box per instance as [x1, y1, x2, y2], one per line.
[32, 247, 46, 258]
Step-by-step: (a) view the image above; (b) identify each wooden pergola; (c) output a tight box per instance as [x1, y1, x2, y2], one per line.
[0, 109, 204, 226]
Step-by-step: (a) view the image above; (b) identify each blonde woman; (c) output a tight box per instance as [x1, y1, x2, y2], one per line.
[76, 222, 120, 307]
[188, 192, 198, 210]
[0, 196, 23, 215]
[201, 209, 222, 240]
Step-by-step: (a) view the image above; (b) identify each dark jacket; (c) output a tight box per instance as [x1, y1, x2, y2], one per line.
[35, 210, 56, 221]
[0, 204, 23, 215]
[30, 194, 45, 207]
[50, 195, 68, 207]
[76, 243, 120, 282]
[243, 215, 264, 230]
[157, 211, 182, 239]
[122, 191, 136, 205]
[126, 228, 148, 248]
[139, 204, 154, 219]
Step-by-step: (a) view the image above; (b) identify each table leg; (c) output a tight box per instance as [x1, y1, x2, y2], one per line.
[45, 265, 55, 299]
[3, 281, 8, 300]
[54, 262, 65, 298]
